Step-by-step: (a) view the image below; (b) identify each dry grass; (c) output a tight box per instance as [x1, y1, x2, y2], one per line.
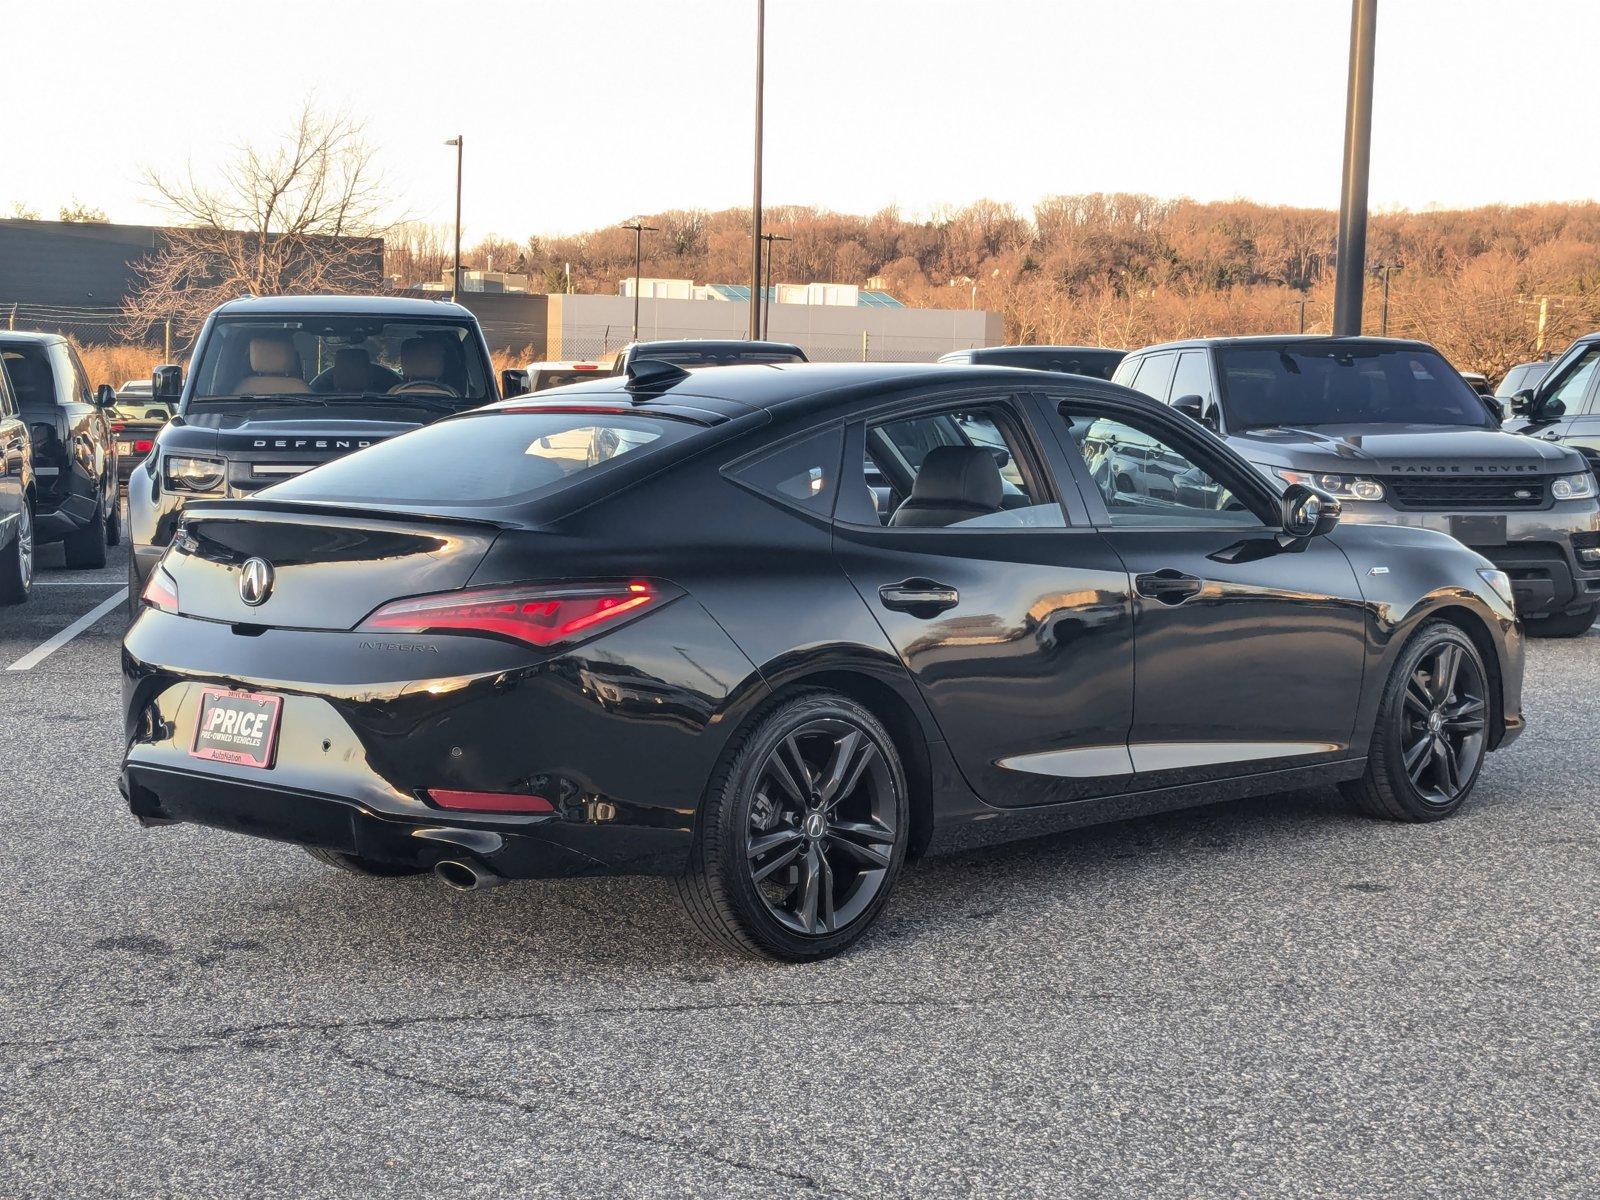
[73, 341, 167, 390]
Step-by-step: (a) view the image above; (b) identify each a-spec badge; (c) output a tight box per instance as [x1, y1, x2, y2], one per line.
[238, 557, 275, 607]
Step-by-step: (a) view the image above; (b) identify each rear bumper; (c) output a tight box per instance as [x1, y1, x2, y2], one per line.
[121, 763, 690, 879]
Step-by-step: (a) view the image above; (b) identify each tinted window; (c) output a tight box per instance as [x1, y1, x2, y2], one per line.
[1060, 411, 1259, 528]
[1128, 353, 1176, 401]
[864, 406, 1063, 529]
[729, 426, 844, 515]
[267, 410, 695, 507]
[1110, 356, 1140, 388]
[635, 346, 806, 367]
[0, 344, 58, 410]
[189, 317, 491, 406]
[1216, 345, 1494, 430]
[1169, 351, 1213, 404]
[971, 348, 1124, 379]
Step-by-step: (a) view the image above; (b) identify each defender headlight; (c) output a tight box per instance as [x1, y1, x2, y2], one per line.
[1273, 468, 1385, 501]
[164, 454, 226, 493]
[1477, 568, 1515, 608]
[1551, 472, 1596, 501]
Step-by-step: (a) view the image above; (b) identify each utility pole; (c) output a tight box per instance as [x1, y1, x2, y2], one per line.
[1332, 0, 1377, 336]
[621, 221, 658, 342]
[748, 0, 765, 340]
[759, 232, 790, 339]
[1371, 262, 1401, 336]
[445, 136, 463, 301]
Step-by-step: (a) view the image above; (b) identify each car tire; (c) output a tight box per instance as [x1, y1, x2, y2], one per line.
[104, 479, 122, 547]
[1522, 606, 1598, 638]
[63, 500, 108, 570]
[302, 846, 428, 877]
[1342, 621, 1491, 822]
[675, 689, 909, 961]
[0, 502, 34, 605]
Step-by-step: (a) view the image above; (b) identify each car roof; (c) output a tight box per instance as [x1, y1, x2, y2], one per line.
[486, 360, 1131, 423]
[1129, 334, 1436, 354]
[0, 331, 64, 346]
[628, 338, 805, 354]
[211, 294, 477, 319]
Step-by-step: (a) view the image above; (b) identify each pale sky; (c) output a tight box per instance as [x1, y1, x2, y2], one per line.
[5, 0, 1596, 244]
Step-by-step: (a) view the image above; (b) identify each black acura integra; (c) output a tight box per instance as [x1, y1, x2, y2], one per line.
[121, 360, 1525, 960]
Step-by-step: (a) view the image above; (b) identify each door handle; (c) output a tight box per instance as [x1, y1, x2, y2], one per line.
[1134, 569, 1204, 605]
[879, 578, 959, 615]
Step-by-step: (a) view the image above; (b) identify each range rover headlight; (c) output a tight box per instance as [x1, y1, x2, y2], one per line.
[1477, 567, 1515, 608]
[1551, 471, 1596, 501]
[164, 454, 226, 493]
[1273, 468, 1385, 501]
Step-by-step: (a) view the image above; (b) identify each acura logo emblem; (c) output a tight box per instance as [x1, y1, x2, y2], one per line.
[238, 557, 274, 606]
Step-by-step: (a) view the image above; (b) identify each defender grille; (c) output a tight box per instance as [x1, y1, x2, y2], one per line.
[1383, 476, 1548, 511]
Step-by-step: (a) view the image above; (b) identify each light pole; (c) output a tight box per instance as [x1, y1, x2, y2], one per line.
[748, 0, 765, 340]
[1332, 0, 1377, 336]
[1371, 262, 1402, 336]
[759, 232, 789, 340]
[622, 221, 658, 342]
[444, 136, 463, 301]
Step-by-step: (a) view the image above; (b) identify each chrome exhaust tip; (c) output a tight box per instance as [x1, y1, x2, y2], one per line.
[433, 858, 506, 891]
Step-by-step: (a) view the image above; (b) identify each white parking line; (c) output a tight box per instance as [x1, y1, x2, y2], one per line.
[6, 588, 129, 672]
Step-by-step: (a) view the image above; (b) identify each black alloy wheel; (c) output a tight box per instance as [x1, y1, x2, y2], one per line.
[678, 691, 909, 960]
[1345, 622, 1490, 821]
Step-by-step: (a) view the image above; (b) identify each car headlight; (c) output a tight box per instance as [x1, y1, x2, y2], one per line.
[1273, 468, 1385, 501]
[1477, 567, 1515, 608]
[1551, 471, 1596, 501]
[164, 454, 226, 493]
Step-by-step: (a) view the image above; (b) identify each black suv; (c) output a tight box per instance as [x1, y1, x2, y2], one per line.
[1115, 336, 1600, 636]
[0, 331, 120, 569]
[128, 295, 498, 605]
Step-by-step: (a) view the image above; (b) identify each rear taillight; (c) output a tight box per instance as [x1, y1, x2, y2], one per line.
[426, 789, 555, 814]
[134, 439, 154, 454]
[142, 566, 179, 613]
[356, 580, 668, 649]
[111, 422, 126, 432]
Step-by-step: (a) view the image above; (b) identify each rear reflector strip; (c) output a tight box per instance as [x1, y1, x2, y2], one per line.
[426, 789, 556, 814]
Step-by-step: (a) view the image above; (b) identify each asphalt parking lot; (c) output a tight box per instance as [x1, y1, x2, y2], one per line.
[0, 515, 1595, 1199]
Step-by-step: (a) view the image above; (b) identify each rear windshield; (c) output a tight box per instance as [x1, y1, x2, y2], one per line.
[1217, 345, 1494, 430]
[264, 410, 695, 507]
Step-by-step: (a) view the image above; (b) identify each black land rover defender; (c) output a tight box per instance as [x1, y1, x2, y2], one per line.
[1115, 336, 1600, 636]
[128, 296, 498, 608]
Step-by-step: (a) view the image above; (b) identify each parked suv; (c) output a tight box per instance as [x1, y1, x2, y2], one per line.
[128, 295, 499, 606]
[939, 345, 1125, 380]
[0, 331, 120, 568]
[111, 379, 173, 485]
[1502, 333, 1600, 478]
[1115, 336, 1600, 636]
[0, 354, 36, 602]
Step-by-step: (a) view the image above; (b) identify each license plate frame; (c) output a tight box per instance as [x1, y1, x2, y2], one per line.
[1450, 514, 1507, 547]
[190, 687, 283, 769]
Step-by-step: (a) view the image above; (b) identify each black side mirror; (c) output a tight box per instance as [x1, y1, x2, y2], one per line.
[94, 384, 117, 408]
[1171, 394, 1217, 430]
[1538, 397, 1567, 421]
[1509, 388, 1535, 415]
[152, 364, 184, 402]
[1280, 483, 1340, 540]
[500, 368, 529, 399]
[987, 446, 1011, 470]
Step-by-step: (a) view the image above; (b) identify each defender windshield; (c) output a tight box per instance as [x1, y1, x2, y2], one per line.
[188, 317, 491, 409]
[1217, 345, 1495, 431]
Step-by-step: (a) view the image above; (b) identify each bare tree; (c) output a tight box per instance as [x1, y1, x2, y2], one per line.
[59, 198, 108, 223]
[124, 105, 389, 338]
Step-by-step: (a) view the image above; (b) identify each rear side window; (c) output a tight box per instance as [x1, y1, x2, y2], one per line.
[727, 426, 844, 515]
[0, 344, 58, 410]
[267, 410, 696, 507]
[1128, 353, 1176, 401]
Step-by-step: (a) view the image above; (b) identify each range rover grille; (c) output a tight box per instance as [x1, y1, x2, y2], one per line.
[1383, 476, 1548, 511]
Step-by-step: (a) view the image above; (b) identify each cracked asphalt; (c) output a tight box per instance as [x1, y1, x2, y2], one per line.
[1, 528, 1596, 1198]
